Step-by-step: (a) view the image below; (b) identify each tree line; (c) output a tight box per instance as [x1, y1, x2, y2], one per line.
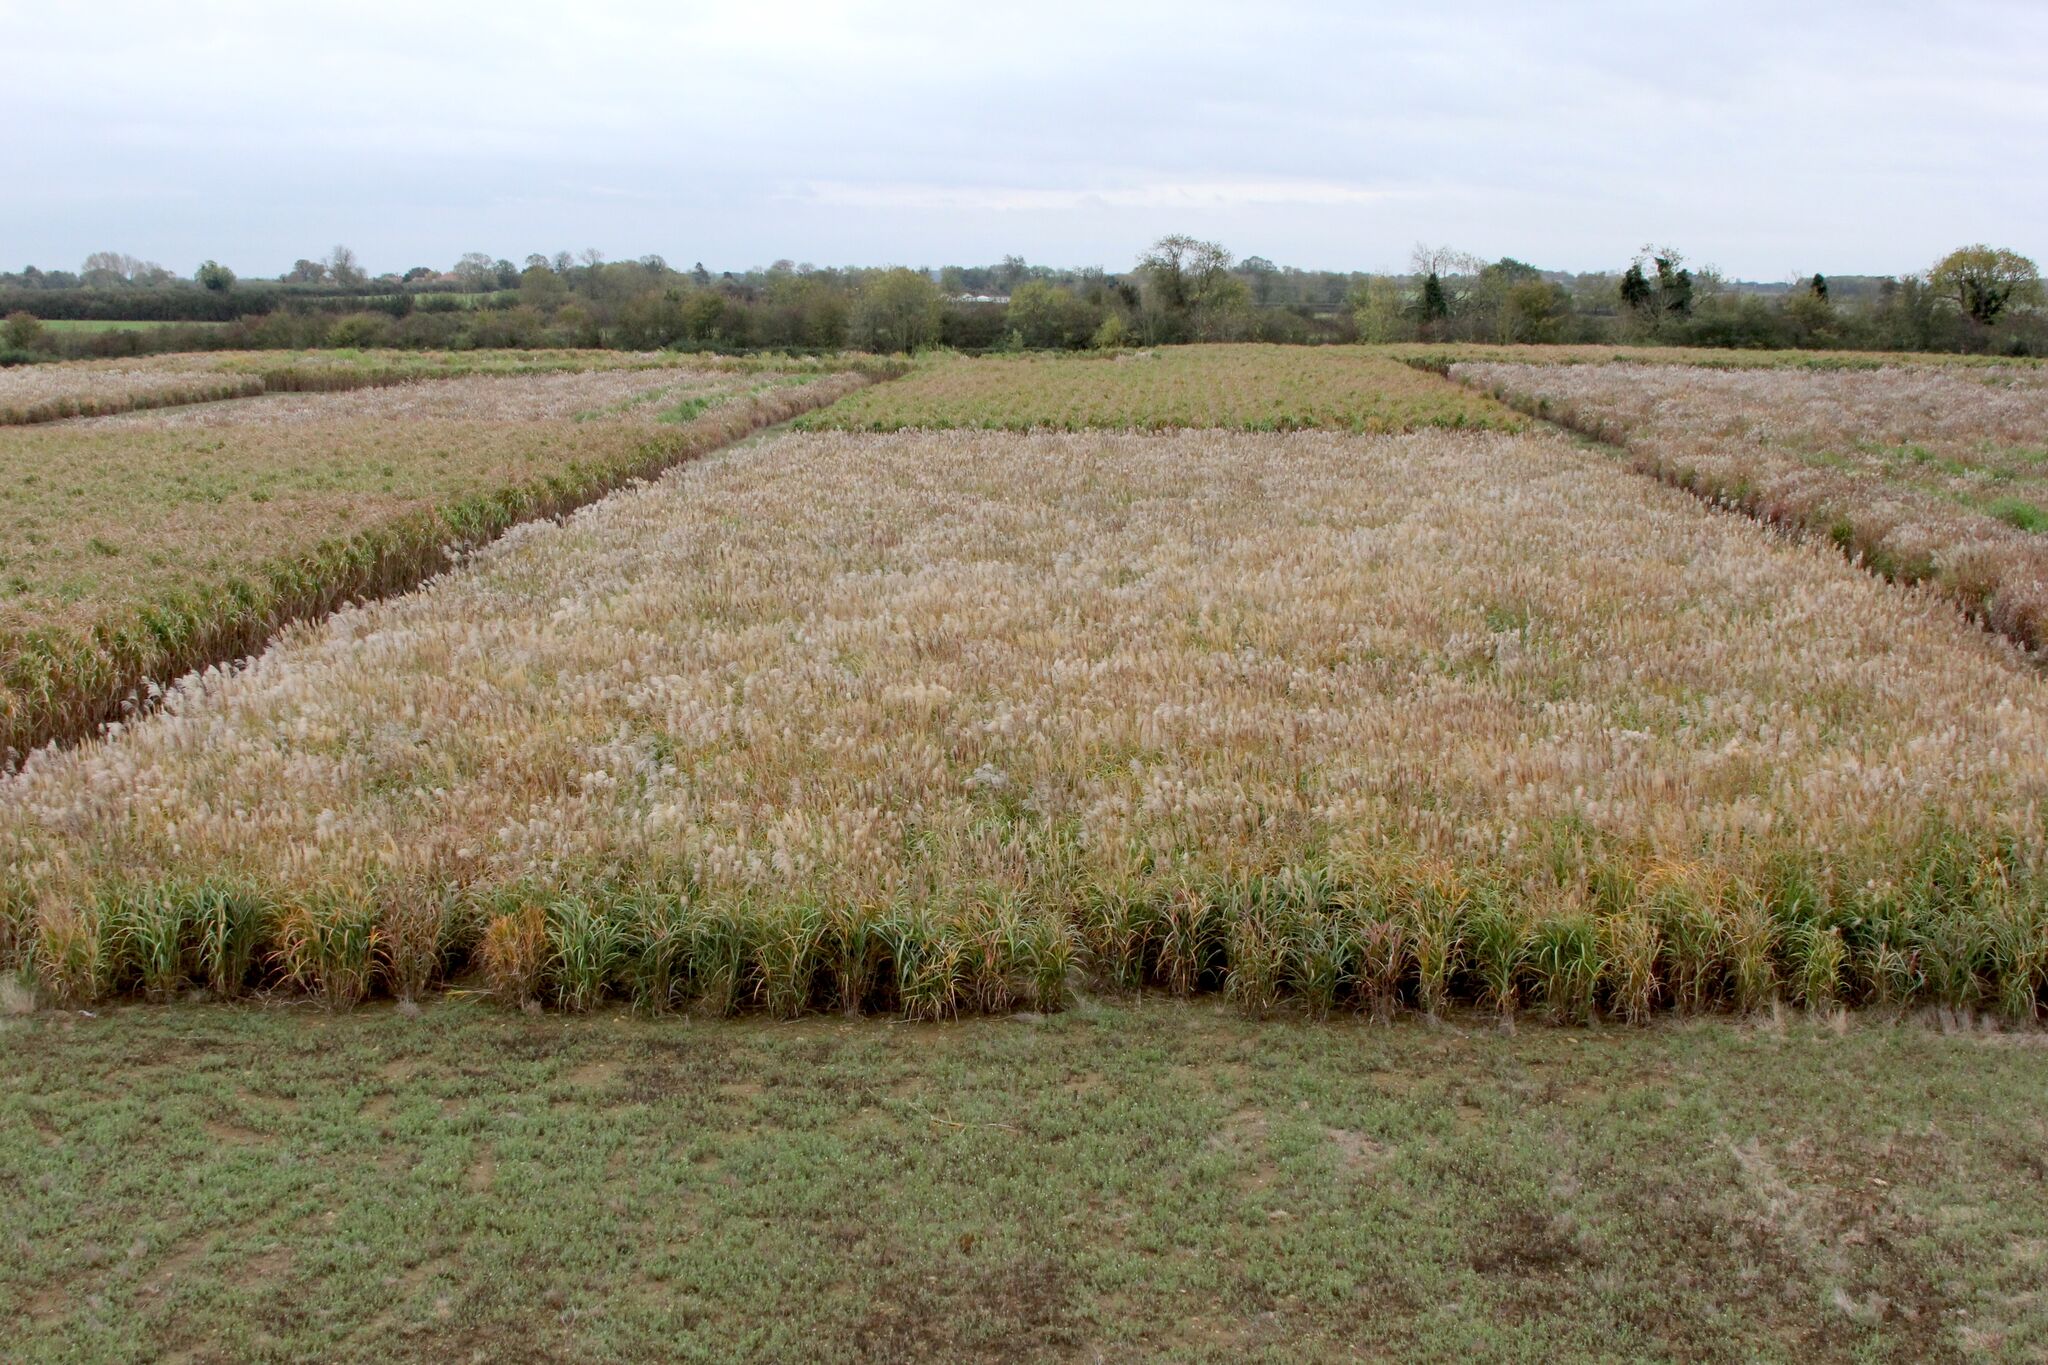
[2, 237, 2040, 363]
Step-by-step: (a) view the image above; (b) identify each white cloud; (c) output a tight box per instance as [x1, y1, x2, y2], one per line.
[796, 180, 1414, 213]
[1, 0, 2043, 277]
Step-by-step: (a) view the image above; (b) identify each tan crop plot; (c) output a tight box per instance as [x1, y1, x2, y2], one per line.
[1393, 342, 2043, 373]
[1450, 360, 2048, 649]
[0, 346, 855, 426]
[8, 425, 2045, 1020]
[0, 365, 877, 761]
[803, 344, 1525, 431]
[0, 355, 266, 424]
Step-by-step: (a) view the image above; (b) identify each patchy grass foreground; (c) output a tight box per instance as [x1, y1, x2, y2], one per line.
[4, 998, 2045, 1362]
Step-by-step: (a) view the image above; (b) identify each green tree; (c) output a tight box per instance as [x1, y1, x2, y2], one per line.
[764, 272, 851, 348]
[994, 254, 1031, 294]
[327, 245, 366, 289]
[1135, 234, 1235, 341]
[682, 290, 750, 348]
[1618, 262, 1653, 312]
[3, 310, 45, 351]
[1348, 276, 1412, 343]
[195, 260, 236, 292]
[1470, 258, 1541, 341]
[1930, 245, 2042, 327]
[1091, 312, 1131, 349]
[1239, 255, 1279, 305]
[1782, 281, 1837, 346]
[1653, 255, 1694, 316]
[519, 264, 569, 312]
[1502, 279, 1572, 342]
[453, 252, 499, 292]
[849, 269, 943, 353]
[1007, 281, 1101, 349]
[1419, 272, 1450, 321]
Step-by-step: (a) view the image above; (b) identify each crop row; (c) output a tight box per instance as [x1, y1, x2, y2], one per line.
[802, 345, 1525, 432]
[1445, 359, 2048, 651]
[1, 347, 895, 426]
[7, 427, 2045, 1022]
[13, 840, 2043, 1022]
[0, 370, 879, 761]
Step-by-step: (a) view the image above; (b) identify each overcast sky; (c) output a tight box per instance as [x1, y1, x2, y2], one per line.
[4, 0, 2042, 281]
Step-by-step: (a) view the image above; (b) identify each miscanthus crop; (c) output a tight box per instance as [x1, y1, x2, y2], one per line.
[0, 356, 267, 425]
[1, 346, 884, 427]
[6, 427, 2045, 1022]
[0, 367, 876, 761]
[1449, 360, 2048, 651]
[803, 345, 1525, 433]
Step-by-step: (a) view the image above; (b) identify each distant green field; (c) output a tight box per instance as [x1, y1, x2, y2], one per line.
[35, 319, 227, 334]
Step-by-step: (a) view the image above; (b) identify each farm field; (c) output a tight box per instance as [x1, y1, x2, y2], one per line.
[0, 359, 882, 761]
[8, 418, 2048, 1021]
[802, 345, 1526, 431]
[1393, 342, 2048, 372]
[0, 347, 856, 426]
[6, 344, 2048, 1364]
[32, 318, 231, 334]
[4, 999, 2043, 1363]
[0, 355, 272, 425]
[1447, 359, 2048, 649]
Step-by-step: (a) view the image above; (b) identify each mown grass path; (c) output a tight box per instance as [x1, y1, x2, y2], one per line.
[4, 999, 2044, 1362]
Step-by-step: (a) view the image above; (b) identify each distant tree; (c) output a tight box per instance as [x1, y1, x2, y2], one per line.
[492, 258, 519, 289]
[849, 268, 944, 352]
[80, 250, 128, 284]
[1929, 244, 2042, 327]
[3, 310, 45, 351]
[1501, 279, 1572, 342]
[1136, 234, 1243, 340]
[1240, 255, 1279, 304]
[1348, 275, 1412, 343]
[994, 254, 1030, 294]
[401, 266, 435, 283]
[690, 261, 711, 288]
[1468, 257, 1543, 341]
[1007, 280, 1101, 349]
[1618, 262, 1654, 312]
[1138, 235, 1233, 313]
[195, 259, 236, 292]
[1783, 274, 1837, 345]
[79, 251, 166, 286]
[525, 253, 552, 272]
[1653, 254, 1694, 316]
[1419, 272, 1450, 322]
[327, 245, 366, 289]
[1409, 243, 1484, 278]
[284, 258, 328, 284]
[1091, 312, 1130, 349]
[519, 264, 569, 311]
[1619, 247, 1694, 331]
[453, 252, 499, 291]
[762, 271, 850, 348]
